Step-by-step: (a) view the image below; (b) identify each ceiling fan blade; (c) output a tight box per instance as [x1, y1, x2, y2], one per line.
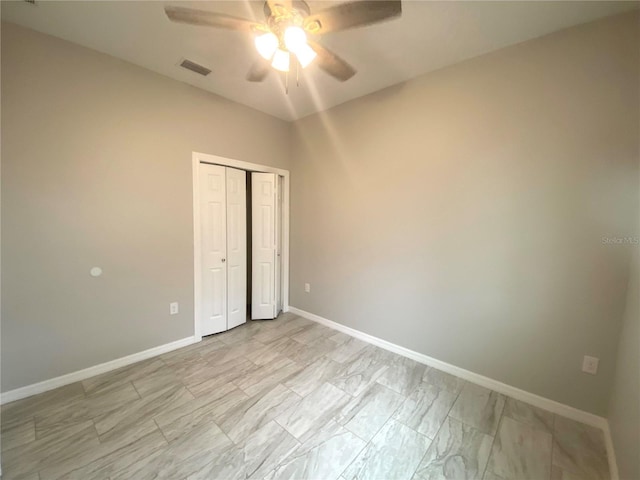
[304, 1, 401, 35]
[246, 58, 272, 82]
[164, 6, 260, 33]
[308, 41, 356, 81]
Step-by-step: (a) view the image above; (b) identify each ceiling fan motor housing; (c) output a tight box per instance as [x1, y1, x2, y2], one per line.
[264, 1, 317, 48]
[264, 1, 311, 19]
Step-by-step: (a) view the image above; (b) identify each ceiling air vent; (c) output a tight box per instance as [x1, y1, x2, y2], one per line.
[179, 59, 211, 77]
[23, 0, 37, 5]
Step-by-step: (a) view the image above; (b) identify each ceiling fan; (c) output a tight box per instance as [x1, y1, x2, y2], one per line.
[164, 1, 402, 83]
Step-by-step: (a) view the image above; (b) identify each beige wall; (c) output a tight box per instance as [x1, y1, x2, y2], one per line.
[608, 245, 639, 479]
[290, 12, 639, 415]
[0, 23, 291, 392]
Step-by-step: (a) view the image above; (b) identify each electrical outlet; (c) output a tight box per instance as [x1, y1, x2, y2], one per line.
[170, 302, 179, 315]
[582, 355, 599, 375]
[304, 283, 311, 293]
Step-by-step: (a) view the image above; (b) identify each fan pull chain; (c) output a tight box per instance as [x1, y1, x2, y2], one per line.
[296, 61, 300, 87]
[285, 70, 289, 95]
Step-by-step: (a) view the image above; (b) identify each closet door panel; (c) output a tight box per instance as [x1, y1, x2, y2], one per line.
[251, 172, 277, 319]
[226, 167, 247, 330]
[200, 163, 227, 336]
[275, 175, 283, 315]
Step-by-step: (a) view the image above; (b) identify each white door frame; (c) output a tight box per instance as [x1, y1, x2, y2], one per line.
[192, 151, 290, 341]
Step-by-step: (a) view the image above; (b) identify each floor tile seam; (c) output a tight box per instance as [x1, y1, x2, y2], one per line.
[447, 393, 505, 437]
[493, 393, 507, 435]
[371, 376, 396, 395]
[200, 355, 249, 374]
[338, 418, 371, 445]
[335, 426, 372, 480]
[339, 413, 434, 480]
[80, 380, 92, 397]
[244, 432, 303, 480]
[386, 383, 417, 426]
[291, 333, 333, 347]
[272, 415, 299, 443]
[334, 385, 394, 443]
[30, 414, 38, 445]
[375, 371, 423, 399]
[9, 412, 38, 440]
[480, 395, 508, 480]
[231, 375, 264, 397]
[411, 380, 464, 480]
[91, 418, 103, 445]
[151, 418, 172, 447]
[180, 382, 200, 401]
[263, 434, 307, 478]
[1, 415, 38, 453]
[550, 413, 592, 480]
[336, 407, 431, 478]
[404, 426, 434, 480]
[328, 378, 358, 399]
[35, 421, 106, 480]
[157, 354, 173, 369]
[243, 352, 269, 368]
[273, 433, 305, 472]
[501, 410, 555, 439]
[279, 382, 303, 401]
[216, 421, 239, 450]
[170, 423, 236, 477]
[129, 381, 144, 401]
[550, 449, 607, 480]
[421, 374, 467, 396]
[88, 419, 168, 480]
[390, 381, 462, 420]
[267, 382, 315, 441]
[389, 416, 437, 444]
[30, 413, 102, 445]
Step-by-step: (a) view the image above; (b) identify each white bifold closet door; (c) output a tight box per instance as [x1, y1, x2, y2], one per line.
[251, 172, 279, 320]
[200, 163, 246, 336]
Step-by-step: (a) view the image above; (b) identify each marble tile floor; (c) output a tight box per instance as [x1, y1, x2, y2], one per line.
[1, 312, 611, 480]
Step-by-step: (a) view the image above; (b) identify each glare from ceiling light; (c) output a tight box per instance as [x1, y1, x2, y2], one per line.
[284, 26, 307, 54]
[271, 49, 290, 72]
[254, 32, 278, 60]
[294, 43, 317, 68]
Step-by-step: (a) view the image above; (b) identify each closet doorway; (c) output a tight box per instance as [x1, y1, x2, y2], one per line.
[192, 152, 289, 340]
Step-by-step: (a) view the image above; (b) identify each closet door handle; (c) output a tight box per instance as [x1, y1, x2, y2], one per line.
[221, 258, 226, 263]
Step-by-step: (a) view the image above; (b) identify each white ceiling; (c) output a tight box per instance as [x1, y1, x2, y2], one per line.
[2, 1, 638, 121]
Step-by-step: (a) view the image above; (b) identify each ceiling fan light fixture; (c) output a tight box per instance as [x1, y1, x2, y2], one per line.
[271, 49, 290, 72]
[254, 32, 278, 60]
[283, 26, 307, 54]
[295, 43, 317, 68]
[165, 0, 404, 84]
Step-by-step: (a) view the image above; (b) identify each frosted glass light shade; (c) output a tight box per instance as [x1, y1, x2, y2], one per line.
[254, 32, 278, 60]
[284, 26, 307, 53]
[271, 49, 290, 72]
[295, 43, 317, 68]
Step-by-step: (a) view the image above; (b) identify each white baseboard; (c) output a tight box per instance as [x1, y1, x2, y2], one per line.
[288, 306, 611, 427]
[0, 336, 198, 405]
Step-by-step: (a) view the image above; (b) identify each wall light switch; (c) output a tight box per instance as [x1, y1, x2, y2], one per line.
[170, 302, 179, 315]
[582, 355, 599, 375]
[304, 283, 311, 293]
